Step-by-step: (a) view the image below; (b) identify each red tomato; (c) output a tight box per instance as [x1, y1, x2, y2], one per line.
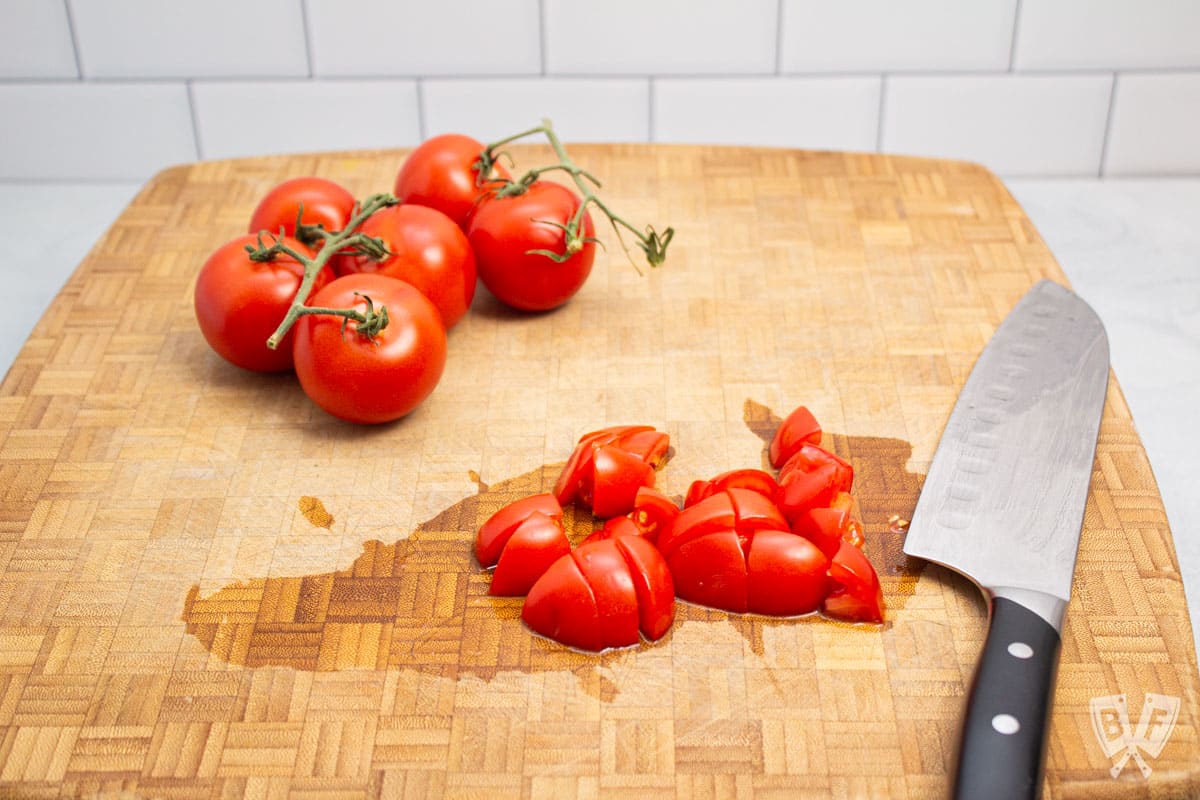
[590, 444, 655, 518]
[475, 493, 564, 568]
[791, 491, 861, 559]
[334, 204, 476, 329]
[467, 181, 596, 312]
[573, 539, 639, 648]
[248, 176, 355, 240]
[490, 512, 571, 597]
[292, 274, 447, 424]
[667, 530, 749, 613]
[393, 133, 510, 229]
[612, 534, 675, 641]
[768, 405, 822, 468]
[746, 530, 828, 616]
[822, 541, 884, 623]
[628, 487, 680, 543]
[521, 554, 602, 651]
[194, 234, 331, 373]
[553, 425, 669, 510]
[777, 443, 854, 520]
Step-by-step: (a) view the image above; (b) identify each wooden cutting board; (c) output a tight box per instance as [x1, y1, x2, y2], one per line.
[0, 144, 1196, 799]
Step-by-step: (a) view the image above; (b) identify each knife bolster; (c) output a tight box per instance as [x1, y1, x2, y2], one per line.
[992, 586, 1068, 633]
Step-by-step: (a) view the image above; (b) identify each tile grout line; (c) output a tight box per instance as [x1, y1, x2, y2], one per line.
[1008, 0, 1024, 71]
[538, 0, 548, 76]
[62, 0, 84, 80]
[416, 79, 428, 141]
[186, 81, 203, 161]
[299, 0, 316, 78]
[1097, 72, 1119, 177]
[774, 0, 785, 75]
[876, 75, 888, 153]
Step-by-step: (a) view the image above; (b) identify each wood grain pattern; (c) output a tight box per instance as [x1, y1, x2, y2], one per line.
[0, 145, 1196, 798]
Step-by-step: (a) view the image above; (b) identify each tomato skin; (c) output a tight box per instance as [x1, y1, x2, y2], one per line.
[468, 181, 596, 312]
[822, 541, 884, 623]
[746, 530, 828, 616]
[335, 204, 476, 329]
[590, 444, 655, 518]
[194, 235, 329, 373]
[394, 134, 509, 229]
[768, 405, 822, 468]
[292, 274, 447, 424]
[667, 530, 749, 613]
[248, 177, 355, 239]
[572, 540, 640, 649]
[475, 493, 564, 568]
[613, 534, 675, 641]
[490, 512, 571, 597]
[522, 554, 603, 651]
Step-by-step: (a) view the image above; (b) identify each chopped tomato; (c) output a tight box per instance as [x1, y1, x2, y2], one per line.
[666, 529, 749, 613]
[746, 530, 828, 616]
[614, 534, 676, 641]
[616, 429, 670, 468]
[657, 491, 736, 560]
[590, 444, 656, 518]
[490, 511, 571, 596]
[769, 405, 822, 468]
[710, 469, 779, 502]
[790, 491, 856, 559]
[776, 443, 853, 520]
[521, 554, 602, 651]
[572, 539, 640, 648]
[684, 479, 715, 508]
[553, 425, 669, 510]
[475, 493, 563, 568]
[822, 541, 884, 623]
[628, 487, 680, 543]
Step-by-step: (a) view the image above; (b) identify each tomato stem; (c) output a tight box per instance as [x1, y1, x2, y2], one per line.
[481, 119, 674, 272]
[255, 192, 399, 349]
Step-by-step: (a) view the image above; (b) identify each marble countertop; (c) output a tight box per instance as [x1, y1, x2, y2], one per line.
[1, 174, 1196, 655]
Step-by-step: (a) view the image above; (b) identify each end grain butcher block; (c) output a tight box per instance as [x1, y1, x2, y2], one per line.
[0, 144, 1196, 799]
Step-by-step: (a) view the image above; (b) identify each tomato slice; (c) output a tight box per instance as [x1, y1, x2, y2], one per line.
[656, 491, 736, 560]
[553, 440, 596, 507]
[667, 530, 748, 613]
[577, 424, 653, 446]
[489, 512, 572, 597]
[475, 493, 563, 568]
[590, 444, 655, 518]
[583, 515, 642, 545]
[746, 530, 829, 616]
[617, 429, 670, 468]
[572, 540, 640, 649]
[822, 541, 884, 623]
[684, 479, 715, 508]
[614, 534, 675, 641]
[768, 406, 822, 468]
[776, 444, 853, 519]
[522, 554, 602, 651]
[709, 469, 779, 502]
[628, 487, 680, 543]
[727, 488, 789, 536]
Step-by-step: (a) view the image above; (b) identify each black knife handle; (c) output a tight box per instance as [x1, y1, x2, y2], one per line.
[953, 596, 1062, 800]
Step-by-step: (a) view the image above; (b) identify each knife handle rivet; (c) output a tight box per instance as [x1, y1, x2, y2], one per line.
[1007, 641, 1034, 659]
[991, 714, 1021, 735]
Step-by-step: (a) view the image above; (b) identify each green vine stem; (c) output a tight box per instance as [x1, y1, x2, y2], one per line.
[478, 119, 674, 273]
[250, 192, 399, 349]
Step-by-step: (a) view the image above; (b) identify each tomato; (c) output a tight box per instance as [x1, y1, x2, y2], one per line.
[590, 444, 655, 518]
[292, 274, 447, 424]
[248, 176, 356, 241]
[393, 133, 510, 229]
[553, 425, 669, 512]
[687, 469, 779, 507]
[467, 181, 596, 312]
[194, 234, 331, 373]
[522, 535, 675, 651]
[790, 491, 864, 559]
[768, 405, 822, 468]
[628, 487, 680, 543]
[746, 530, 828, 616]
[490, 511, 571, 596]
[334, 204, 476, 329]
[777, 443, 853, 521]
[475, 493, 564, 568]
[822, 541, 884, 623]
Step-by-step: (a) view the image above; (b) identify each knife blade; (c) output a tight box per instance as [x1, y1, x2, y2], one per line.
[903, 279, 1109, 799]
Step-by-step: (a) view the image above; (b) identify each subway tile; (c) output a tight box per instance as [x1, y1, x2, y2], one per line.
[0, 0, 78, 78]
[544, 0, 776, 75]
[306, 0, 540, 76]
[881, 74, 1113, 176]
[191, 80, 421, 160]
[422, 79, 649, 143]
[68, 0, 308, 78]
[1014, 0, 1200, 70]
[0, 83, 196, 180]
[1105, 73, 1200, 175]
[780, 0, 1016, 73]
[653, 77, 880, 151]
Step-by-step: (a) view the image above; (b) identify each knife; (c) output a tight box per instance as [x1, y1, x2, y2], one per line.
[902, 280, 1109, 799]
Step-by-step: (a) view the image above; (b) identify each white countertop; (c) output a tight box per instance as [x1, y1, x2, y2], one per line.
[1, 175, 1196, 654]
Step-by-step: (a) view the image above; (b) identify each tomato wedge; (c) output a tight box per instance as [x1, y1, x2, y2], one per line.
[628, 487, 680, 543]
[777, 443, 853, 520]
[474, 493, 563, 568]
[667, 530, 749, 613]
[572, 539, 639, 649]
[746, 530, 828, 616]
[613, 534, 675, 641]
[553, 425, 669, 509]
[790, 491, 856, 559]
[590, 444, 656, 518]
[768, 405, 822, 468]
[522, 555, 602, 651]
[822, 541, 884, 623]
[489, 511, 572, 596]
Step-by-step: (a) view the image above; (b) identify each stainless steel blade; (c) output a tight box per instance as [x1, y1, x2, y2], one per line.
[903, 280, 1109, 619]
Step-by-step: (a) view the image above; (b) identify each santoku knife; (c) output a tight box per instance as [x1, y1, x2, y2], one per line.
[903, 280, 1109, 799]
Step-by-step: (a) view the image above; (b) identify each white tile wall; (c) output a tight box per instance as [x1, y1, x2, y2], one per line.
[0, 0, 78, 78]
[780, 0, 1017, 73]
[306, 0, 541, 77]
[1105, 73, 1200, 175]
[192, 80, 421, 160]
[654, 78, 880, 150]
[882, 74, 1113, 176]
[2, 1, 1198, 180]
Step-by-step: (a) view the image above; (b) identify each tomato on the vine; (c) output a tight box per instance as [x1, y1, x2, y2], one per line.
[467, 181, 596, 312]
[194, 234, 331, 373]
[292, 274, 447, 424]
[335, 204, 476, 328]
[394, 133, 510, 230]
[248, 177, 356, 241]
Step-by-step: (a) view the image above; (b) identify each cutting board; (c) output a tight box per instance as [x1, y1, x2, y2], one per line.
[0, 144, 1196, 799]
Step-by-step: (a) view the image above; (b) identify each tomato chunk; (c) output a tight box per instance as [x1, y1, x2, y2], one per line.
[668, 530, 749, 613]
[790, 492, 857, 559]
[710, 468, 779, 502]
[769, 405, 822, 468]
[489, 511, 572, 597]
[475, 493, 563, 568]
[572, 540, 640, 649]
[746, 530, 829, 616]
[822, 541, 884, 623]
[614, 535, 676, 641]
[522, 554, 602, 651]
[590, 444, 656, 518]
[628, 487, 680, 543]
[776, 444, 853, 520]
[616, 429, 671, 468]
[657, 491, 736, 560]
